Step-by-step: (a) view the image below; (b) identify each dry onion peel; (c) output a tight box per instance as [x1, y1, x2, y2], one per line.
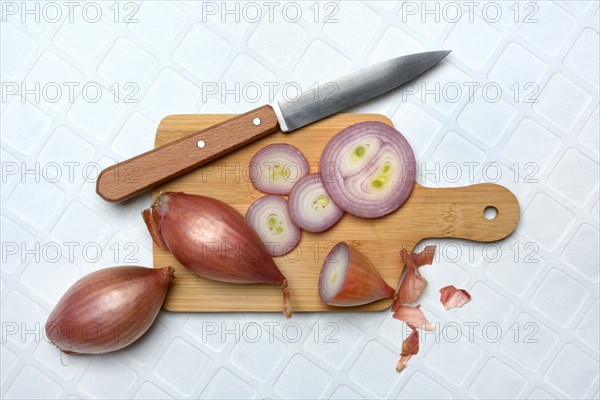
[392, 304, 435, 331]
[439, 285, 472, 310]
[45, 266, 174, 354]
[396, 328, 419, 373]
[404, 245, 436, 267]
[391, 246, 437, 371]
[392, 246, 436, 311]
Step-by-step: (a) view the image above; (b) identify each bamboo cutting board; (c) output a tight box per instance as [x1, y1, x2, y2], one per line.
[152, 114, 520, 312]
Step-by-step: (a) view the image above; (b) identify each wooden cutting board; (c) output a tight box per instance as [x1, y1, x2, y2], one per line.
[152, 114, 520, 312]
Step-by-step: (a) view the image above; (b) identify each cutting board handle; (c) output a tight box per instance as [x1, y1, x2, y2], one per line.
[410, 183, 520, 243]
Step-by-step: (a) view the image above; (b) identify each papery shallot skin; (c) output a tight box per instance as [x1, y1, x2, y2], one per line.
[392, 246, 436, 312]
[143, 192, 291, 317]
[439, 285, 471, 310]
[395, 256, 427, 306]
[397, 328, 419, 372]
[393, 305, 435, 331]
[45, 266, 174, 355]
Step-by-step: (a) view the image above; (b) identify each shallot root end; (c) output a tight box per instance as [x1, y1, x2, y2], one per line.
[164, 266, 176, 281]
[282, 285, 292, 319]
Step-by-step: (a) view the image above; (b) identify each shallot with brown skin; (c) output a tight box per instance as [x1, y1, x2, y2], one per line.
[143, 192, 292, 318]
[45, 266, 174, 354]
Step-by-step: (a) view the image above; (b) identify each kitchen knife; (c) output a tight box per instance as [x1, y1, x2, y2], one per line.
[96, 50, 451, 202]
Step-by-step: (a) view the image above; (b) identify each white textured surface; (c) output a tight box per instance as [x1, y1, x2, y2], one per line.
[1, 1, 599, 399]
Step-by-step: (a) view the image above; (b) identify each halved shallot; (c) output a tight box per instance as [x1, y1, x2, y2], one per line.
[319, 242, 395, 306]
[249, 143, 309, 195]
[45, 266, 174, 354]
[288, 173, 344, 232]
[320, 121, 416, 218]
[439, 285, 471, 310]
[143, 192, 292, 318]
[245, 195, 301, 257]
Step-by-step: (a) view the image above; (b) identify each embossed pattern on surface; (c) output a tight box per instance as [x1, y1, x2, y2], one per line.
[1, 1, 598, 398]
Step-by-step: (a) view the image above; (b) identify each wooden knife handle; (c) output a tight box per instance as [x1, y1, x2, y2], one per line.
[96, 105, 280, 202]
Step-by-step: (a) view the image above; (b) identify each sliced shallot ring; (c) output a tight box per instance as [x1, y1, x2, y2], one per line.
[288, 173, 344, 232]
[249, 143, 309, 195]
[245, 195, 301, 257]
[320, 121, 416, 218]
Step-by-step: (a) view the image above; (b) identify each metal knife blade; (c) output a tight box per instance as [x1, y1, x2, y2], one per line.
[275, 50, 451, 132]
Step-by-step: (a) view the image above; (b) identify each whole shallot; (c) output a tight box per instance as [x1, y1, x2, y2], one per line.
[46, 266, 174, 354]
[143, 192, 292, 318]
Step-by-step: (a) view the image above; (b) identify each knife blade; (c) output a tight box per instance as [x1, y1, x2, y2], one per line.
[96, 50, 450, 202]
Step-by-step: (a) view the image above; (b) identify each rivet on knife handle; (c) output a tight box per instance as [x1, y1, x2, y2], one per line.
[96, 105, 280, 203]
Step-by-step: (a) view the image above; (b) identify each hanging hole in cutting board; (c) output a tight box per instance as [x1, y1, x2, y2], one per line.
[483, 206, 498, 220]
[197, 140, 205, 148]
